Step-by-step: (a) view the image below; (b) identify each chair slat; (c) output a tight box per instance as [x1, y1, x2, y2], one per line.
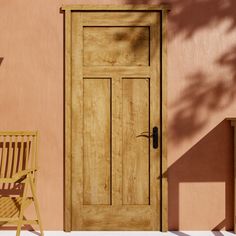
[34, 134, 39, 182]
[35, 133, 38, 171]
[12, 136, 18, 176]
[25, 136, 30, 170]
[1, 136, 7, 178]
[6, 136, 13, 178]
[18, 136, 24, 173]
[31, 135, 36, 171]
[0, 137, 3, 178]
[0, 133, 37, 178]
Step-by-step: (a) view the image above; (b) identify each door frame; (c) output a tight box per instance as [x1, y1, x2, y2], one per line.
[62, 5, 169, 232]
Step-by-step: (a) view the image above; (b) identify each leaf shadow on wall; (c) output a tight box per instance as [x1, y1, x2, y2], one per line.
[0, 58, 3, 66]
[123, 0, 236, 231]
[168, 0, 236, 145]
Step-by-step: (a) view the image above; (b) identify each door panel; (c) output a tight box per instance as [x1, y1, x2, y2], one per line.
[122, 78, 150, 205]
[83, 26, 150, 66]
[71, 11, 161, 230]
[83, 78, 111, 205]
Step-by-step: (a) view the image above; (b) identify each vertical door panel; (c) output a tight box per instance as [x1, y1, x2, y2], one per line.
[83, 78, 111, 205]
[122, 78, 150, 205]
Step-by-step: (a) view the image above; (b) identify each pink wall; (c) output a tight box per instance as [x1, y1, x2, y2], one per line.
[0, 0, 236, 231]
[167, 0, 236, 230]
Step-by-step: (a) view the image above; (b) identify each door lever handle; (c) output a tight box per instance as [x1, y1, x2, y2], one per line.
[153, 126, 158, 149]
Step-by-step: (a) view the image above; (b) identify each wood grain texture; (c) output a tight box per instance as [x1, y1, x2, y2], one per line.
[64, 9, 72, 232]
[71, 12, 83, 230]
[149, 14, 161, 230]
[122, 78, 150, 205]
[81, 12, 156, 26]
[83, 66, 150, 77]
[80, 205, 153, 230]
[83, 79, 111, 205]
[161, 9, 168, 232]
[83, 26, 150, 66]
[111, 76, 123, 206]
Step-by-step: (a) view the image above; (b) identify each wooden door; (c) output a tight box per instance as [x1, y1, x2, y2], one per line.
[63, 6, 168, 231]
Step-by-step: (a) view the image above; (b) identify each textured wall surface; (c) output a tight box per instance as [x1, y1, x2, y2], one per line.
[0, 0, 236, 230]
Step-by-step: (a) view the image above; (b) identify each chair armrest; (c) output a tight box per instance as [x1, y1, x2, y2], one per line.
[0, 169, 37, 183]
[12, 168, 37, 181]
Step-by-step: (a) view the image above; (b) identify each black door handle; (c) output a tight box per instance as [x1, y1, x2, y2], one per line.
[153, 127, 158, 149]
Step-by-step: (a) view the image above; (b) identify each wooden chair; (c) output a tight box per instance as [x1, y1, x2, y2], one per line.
[0, 131, 43, 236]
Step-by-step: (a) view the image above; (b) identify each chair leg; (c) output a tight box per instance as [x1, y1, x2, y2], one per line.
[16, 204, 24, 236]
[29, 175, 44, 236]
[16, 184, 28, 236]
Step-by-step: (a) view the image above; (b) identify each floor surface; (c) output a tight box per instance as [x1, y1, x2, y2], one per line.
[0, 231, 234, 236]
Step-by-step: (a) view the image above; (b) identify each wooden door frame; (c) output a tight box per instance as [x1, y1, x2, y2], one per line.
[62, 5, 169, 232]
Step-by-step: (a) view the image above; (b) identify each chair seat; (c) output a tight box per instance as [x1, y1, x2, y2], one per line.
[0, 196, 33, 219]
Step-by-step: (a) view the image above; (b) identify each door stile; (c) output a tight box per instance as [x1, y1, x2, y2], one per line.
[64, 9, 72, 232]
[160, 9, 168, 232]
[150, 16, 161, 230]
[111, 75, 123, 206]
[71, 12, 83, 229]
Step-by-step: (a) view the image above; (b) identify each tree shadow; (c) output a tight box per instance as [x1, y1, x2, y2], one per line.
[0, 58, 3, 66]
[169, 71, 236, 145]
[169, 0, 236, 39]
[168, 0, 236, 145]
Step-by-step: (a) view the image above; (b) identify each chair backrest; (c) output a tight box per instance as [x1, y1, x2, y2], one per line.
[0, 131, 38, 179]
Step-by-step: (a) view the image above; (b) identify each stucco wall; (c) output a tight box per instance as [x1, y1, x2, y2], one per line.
[0, 0, 235, 231]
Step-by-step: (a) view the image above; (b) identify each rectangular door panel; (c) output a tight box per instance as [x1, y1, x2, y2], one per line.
[122, 78, 150, 205]
[83, 78, 111, 205]
[83, 26, 150, 66]
[80, 206, 153, 230]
